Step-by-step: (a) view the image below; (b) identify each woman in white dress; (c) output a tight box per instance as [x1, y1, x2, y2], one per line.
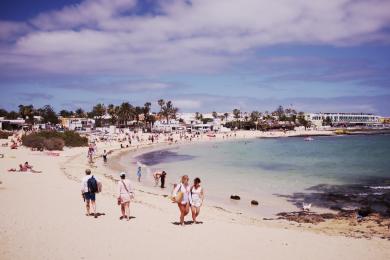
[117, 172, 134, 221]
[190, 177, 204, 223]
[172, 175, 191, 226]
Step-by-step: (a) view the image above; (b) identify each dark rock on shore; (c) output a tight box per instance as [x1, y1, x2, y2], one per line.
[251, 200, 259, 206]
[230, 195, 240, 200]
[274, 179, 390, 218]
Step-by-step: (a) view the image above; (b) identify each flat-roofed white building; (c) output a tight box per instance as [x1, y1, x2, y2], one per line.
[305, 112, 380, 127]
[0, 117, 25, 130]
[152, 120, 185, 132]
[61, 117, 95, 131]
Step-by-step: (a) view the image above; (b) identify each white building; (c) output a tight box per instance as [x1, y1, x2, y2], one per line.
[152, 120, 185, 132]
[305, 112, 381, 127]
[0, 117, 25, 130]
[61, 117, 95, 131]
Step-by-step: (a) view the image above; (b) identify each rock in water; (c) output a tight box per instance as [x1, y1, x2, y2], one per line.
[251, 200, 259, 206]
[230, 195, 241, 200]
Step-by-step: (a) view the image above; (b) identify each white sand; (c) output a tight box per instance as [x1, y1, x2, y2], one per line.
[1, 131, 389, 260]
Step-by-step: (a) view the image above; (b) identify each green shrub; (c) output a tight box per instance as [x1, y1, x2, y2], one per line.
[22, 135, 45, 150]
[62, 131, 88, 147]
[22, 131, 88, 149]
[44, 138, 65, 151]
[0, 131, 13, 139]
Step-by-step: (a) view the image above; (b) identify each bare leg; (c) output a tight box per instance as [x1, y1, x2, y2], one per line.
[120, 204, 126, 218]
[191, 206, 197, 222]
[178, 204, 185, 225]
[85, 201, 90, 215]
[184, 203, 190, 217]
[125, 202, 130, 220]
[195, 207, 201, 223]
[91, 200, 97, 217]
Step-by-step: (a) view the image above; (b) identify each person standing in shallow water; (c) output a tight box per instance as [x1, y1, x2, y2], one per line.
[160, 171, 167, 188]
[136, 166, 142, 182]
[102, 150, 108, 163]
[190, 178, 204, 224]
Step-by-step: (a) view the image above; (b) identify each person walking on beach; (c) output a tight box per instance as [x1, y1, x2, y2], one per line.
[190, 178, 204, 224]
[87, 145, 94, 164]
[160, 171, 167, 188]
[102, 150, 108, 163]
[117, 173, 134, 221]
[81, 169, 100, 218]
[136, 166, 142, 182]
[172, 175, 191, 226]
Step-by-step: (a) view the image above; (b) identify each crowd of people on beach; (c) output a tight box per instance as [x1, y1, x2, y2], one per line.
[80, 167, 204, 225]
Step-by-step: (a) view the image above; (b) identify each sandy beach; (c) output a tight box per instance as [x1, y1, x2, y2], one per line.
[1, 130, 390, 260]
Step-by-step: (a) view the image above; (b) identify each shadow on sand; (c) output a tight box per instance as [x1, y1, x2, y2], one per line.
[171, 221, 204, 226]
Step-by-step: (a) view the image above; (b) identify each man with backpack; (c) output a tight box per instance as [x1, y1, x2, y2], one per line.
[81, 169, 101, 218]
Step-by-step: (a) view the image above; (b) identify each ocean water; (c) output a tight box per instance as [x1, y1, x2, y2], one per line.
[122, 135, 390, 216]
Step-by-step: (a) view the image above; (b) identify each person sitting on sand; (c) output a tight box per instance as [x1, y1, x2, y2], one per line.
[117, 172, 134, 221]
[190, 178, 204, 224]
[23, 162, 42, 173]
[81, 169, 100, 218]
[10, 141, 18, 149]
[172, 175, 191, 226]
[8, 162, 41, 173]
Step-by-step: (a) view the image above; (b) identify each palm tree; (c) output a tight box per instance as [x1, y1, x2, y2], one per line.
[118, 102, 133, 127]
[158, 100, 178, 123]
[224, 112, 229, 122]
[158, 99, 165, 111]
[0, 108, 8, 118]
[75, 108, 86, 118]
[195, 112, 203, 121]
[107, 104, 119, 126]
[212, 111, 218, 119]
[134, 106, 144, 126]
[59, 109, 73, 117]
[91, 103, 106, 127]
[143, 102, 152, 130]
[233, 109, 240, 120]
[39, 105, 59, 124]
[18, 104, 35, 123]
[297, 112, 310, 129]
[233, 108, 241, 129]
[250, 111, 260, 122]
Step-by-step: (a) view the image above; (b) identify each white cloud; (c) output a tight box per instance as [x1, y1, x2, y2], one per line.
[1, 0, 390, 76]
[174, 99, 202, 109]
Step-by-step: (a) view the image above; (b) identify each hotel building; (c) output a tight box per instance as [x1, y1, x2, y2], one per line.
[305, 112, 381, 127]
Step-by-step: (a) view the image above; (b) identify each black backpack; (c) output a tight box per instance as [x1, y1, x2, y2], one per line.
[87, 176, 98, 193]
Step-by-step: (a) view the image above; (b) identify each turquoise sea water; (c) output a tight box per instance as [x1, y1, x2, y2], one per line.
[125, 135, 390, 216]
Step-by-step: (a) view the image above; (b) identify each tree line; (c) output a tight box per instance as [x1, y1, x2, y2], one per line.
[0, 99, 179, 128]
[194, 105, 311, 130]
[0, 103, 311, 130]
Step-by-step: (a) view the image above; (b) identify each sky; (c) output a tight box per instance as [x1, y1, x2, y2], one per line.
[0, 0, 390, 115]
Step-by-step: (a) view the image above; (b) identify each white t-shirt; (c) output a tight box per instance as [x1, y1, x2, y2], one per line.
[173, 183, 191, 205]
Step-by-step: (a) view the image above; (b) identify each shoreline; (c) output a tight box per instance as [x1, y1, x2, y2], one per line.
[1, 130, 390, 260]
[103, 131, 390, 240]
